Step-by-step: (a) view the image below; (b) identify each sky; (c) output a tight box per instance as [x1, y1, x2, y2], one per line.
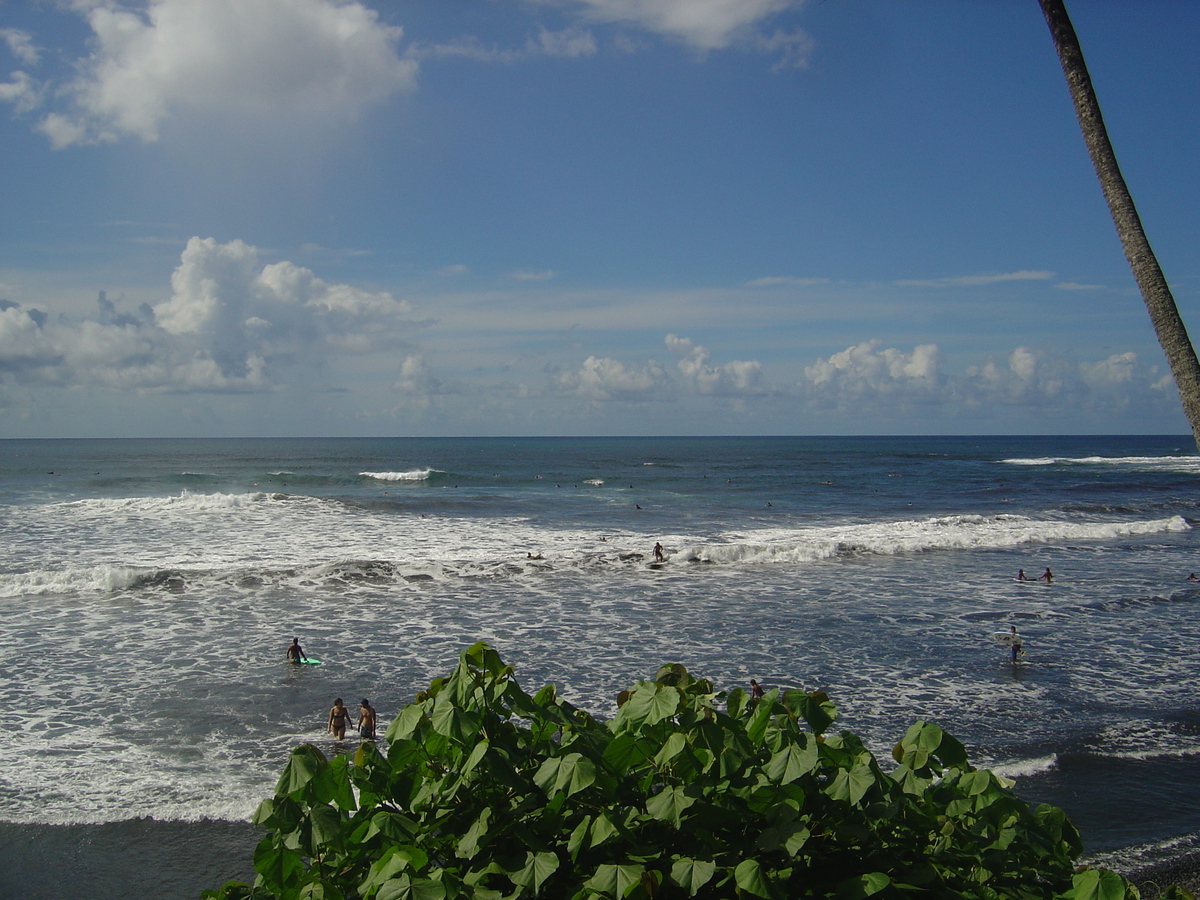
[1, 0, 1198, 438]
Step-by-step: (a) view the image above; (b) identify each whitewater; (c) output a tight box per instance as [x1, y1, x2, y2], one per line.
[2, 434, 1200, 895]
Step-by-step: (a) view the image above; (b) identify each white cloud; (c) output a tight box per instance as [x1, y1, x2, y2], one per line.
[511, 269, 559, 282]
[745, 275, 829, 287]
[804, 340, 939, 394]
[0, 237, 419, 393]
[552, 0, 797, 50]
[893, 270, 1054, 288]
[35, 0, 416, 147]
[665, 334, 763, 394]
[0, 70, 40, 114]
[407, 27, 596, 64]
[1, 28, 40, 65]
[550, 355, 668, 400]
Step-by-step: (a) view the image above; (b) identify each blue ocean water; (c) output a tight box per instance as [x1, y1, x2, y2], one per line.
[2, 435, 1200, 892]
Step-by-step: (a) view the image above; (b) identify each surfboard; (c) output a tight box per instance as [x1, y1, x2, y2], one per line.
[993, 631, 1024, 646]
[288, 657, 321, 665]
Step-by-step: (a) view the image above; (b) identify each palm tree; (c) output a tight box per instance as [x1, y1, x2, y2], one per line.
[1038, 0, 1200, 450]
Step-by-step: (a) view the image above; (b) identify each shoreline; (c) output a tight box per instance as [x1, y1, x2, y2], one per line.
[2, 817, 1199, 900]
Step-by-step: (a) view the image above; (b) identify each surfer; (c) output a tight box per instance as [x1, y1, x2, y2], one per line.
[749, 679, 765, 701]
[1008, 625, 1023, 662]
[653, 542, 664, 563]
[286, 637, 305, 663]
[357, 699, 377, 740]
[1017, 569, 1029, 582]
[327, 698, 349, 740]
[1038, 567, 1053, 583]
[1189, 573, 1199, 582]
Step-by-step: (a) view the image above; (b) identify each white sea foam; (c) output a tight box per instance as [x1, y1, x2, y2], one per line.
[989, 754, 1059, 779]
[1002, 455, 1200, 473]
[359, 468, 435, 482]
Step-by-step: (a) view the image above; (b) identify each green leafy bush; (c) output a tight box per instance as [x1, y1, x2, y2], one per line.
[203, 642, 1145, 900]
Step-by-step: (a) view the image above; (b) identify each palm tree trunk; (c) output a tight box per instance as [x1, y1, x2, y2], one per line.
[1038, 0, 1200, 450]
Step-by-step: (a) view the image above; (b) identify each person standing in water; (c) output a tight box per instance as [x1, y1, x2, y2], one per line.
[1008, 625, 1023, 662]
[749, 679, 765, 701]
[357, 699, 377, 740]
[286, 637, 305, 663]
[327, 698, 349, 740]
[1038, 567, 1053, 583]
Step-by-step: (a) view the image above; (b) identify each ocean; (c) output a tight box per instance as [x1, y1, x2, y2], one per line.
[2, 435, 1199, 897]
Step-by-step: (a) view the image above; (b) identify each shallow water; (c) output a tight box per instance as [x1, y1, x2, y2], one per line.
[2, 435, 1200, 893]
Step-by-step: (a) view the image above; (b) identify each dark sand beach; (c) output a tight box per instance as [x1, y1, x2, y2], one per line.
[1, 817, 1198, 899]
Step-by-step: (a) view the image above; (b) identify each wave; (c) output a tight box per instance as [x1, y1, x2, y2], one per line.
[359, 468, 437, 482]
[1, 512, 1189, 599]
[1002, 455, 1200, 473]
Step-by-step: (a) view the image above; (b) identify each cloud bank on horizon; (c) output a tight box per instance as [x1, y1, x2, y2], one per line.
[1, 0, 1197, 436]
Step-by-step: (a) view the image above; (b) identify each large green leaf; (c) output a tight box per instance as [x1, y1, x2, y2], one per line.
[511, 851, 560, 895]
[603, 733, 652, 773]
[824, 757, 875, 806]
[669, 858, 716, 896]
[308, 804, 344, 851]
[836, 872, 891, 900]
[585, 864, 645, 899]
[765, 738, 817, 784]
[276, 744, 327, 798]
[734, 859, 775, 899]
[645, 785, 695, 826]
[533, 752, 596, 798]
[1069, 868, 1129, 900]
[617, 683, 681, 730]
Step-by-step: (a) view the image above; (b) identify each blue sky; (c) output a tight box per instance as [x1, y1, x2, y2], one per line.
[1, 0, 1198, 438]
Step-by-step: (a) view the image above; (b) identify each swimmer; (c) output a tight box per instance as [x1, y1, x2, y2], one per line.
[356, 699, 376, 740]
[1038, 567, 1053, 583]
[327, 698, 349, 740]
[749, 679, 765, 701]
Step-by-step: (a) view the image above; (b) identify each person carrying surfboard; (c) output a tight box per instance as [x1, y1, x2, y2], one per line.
[1008, 625, 1023, 661]
[286, 637, 305, 663]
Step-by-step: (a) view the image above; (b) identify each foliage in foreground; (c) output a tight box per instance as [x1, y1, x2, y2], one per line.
[203, 642, 1153, 900]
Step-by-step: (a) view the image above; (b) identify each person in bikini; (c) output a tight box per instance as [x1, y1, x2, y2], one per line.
[327, 698, 349, 740]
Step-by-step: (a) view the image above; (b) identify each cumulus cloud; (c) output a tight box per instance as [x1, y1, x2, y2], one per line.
[665, 334, 763, 394]
[0, 237, 418, 393]
[549, 355, 668, 400]
[804, 341, 939, 392]
[29, 0, 416, 147]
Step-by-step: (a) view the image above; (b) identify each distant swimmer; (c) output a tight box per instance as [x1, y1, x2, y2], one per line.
[653, 542, 665, 563]
[1017, 569, 1030, 582]
[328, 698, 349, 740]
[1189, 573, 1199, 582]
[357, 699, 376, 740]
[527, 552, 543, 560]
[286, 637, 305, 663]
[749, 679, 765, 701]
[1038, 567, 1053, 583]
